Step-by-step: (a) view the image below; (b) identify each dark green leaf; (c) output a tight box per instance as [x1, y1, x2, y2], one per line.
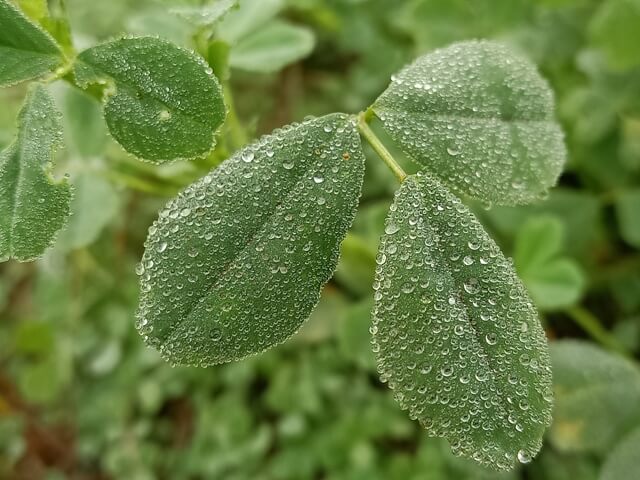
[0, 0, 64, 87]
[0, 84, 71, 262]
[137, 114, 365, 366]
[371, 173, 553, 470]
[74, 37, 226, 163]
[373, 40, 566, 205]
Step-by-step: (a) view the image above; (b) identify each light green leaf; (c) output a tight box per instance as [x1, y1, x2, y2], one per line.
[55, 173, 120, 251]
[229, 20, 315, 73]
[514, 216, 585, 311]
[74, 37, 226, 163]
[0, 0, 64, 87]
[371, 173, 553, 471]
[171, 0, 238, 27]
[218, 0, 284, 43]
[590, 0, 640, 71]
[600, 426, 640, 480]
[0, 84, 71, 262]
[615, 189, 640, 248]
[62, 87, 107, 158]
[137, 114, 365, 366]
[550, 340, 640, 453]
[373, 40, 566, 206]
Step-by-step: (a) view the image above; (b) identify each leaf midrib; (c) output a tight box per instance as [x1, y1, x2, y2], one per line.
[157, 118, 349, 346]
[374, 105, 552, 125]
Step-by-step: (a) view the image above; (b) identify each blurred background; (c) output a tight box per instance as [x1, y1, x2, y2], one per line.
[1, 0, 640, 478]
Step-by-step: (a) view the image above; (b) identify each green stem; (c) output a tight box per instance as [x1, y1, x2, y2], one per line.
[357, 110, 406, 183]
[564, 305, 631, 357]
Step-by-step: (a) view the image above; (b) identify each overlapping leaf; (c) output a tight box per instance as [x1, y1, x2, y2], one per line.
[373, 40, 566, 205]
[0, 84, 71, 262]
[137, 114, 365, 366]
[0, 0, 64, 87]
[74, 37, 226, 163]
[371, 173, 553, 470]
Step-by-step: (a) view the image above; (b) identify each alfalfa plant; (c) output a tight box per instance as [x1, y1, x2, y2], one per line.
[0, 0, 566, 471]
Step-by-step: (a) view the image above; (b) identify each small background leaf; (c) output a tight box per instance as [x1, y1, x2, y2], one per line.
[136, 114, 365, 366]
[599, 426, 640, 480]
[0, 84, 71, 262]
[373, 40, 566, 205]
[0, 0, 64, 87]
[514, 215, 586, 310]
[74, 37, 226, 163]
[615, 189, 640, 248]
[371, 173, 553, 470]
[229, 20, 315, 73]
[549, 340, 640, 453]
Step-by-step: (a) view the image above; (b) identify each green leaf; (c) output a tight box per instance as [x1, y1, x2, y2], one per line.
[371, 173, 553, 470]
[74, 37, 226, 163]
[549, 340, 640, 453]
[600, 426, 640, 480]
[55, 173, 120, 251]
[218, 0, 284, 43]
[136, 114, 365, 366]
[229, 20, 315, 73]
[373, 40, 566, 206]
[590, 0, 640, 71]
[615, 189, 640, 248]
[171, 0, 238, 27]
[0, 0, 64, 87]
[0, 84, 71, 262]
[514, 216, 585, 311]
[62, 87, 107, 158]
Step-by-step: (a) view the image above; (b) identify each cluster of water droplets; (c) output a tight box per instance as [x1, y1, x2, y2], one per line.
[136, 113, 365, 366]
[0, 85, 71, 262]
[370, 172, 553, 470]
[373, 40, 566, 206]
[75, 36, 225, 162]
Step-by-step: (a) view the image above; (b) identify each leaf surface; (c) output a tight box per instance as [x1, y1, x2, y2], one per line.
[549, 340, 640, 453]
[373, 40, 566, 205]
[229, 20, 315, 73]
[137, 114, 365, 366]
[0, 84, 71, 262]
[371, 173, 553, 470]
[75, 37, 225, 163]
[0, 0, 64, 87]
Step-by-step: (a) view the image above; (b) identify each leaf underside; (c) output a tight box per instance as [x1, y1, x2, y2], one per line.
[0, 0, 64, 87]
[0, 84, 71, 262]
[373, 40, 566, 206]
[371, 173, 553, 470]
[137, 114, 365, 366]
[74, 37, 226, 163]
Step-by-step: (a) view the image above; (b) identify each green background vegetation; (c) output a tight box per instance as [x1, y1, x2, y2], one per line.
[1, 0, 640, 478]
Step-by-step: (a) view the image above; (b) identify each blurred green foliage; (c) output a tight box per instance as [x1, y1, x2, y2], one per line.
[1, 0, 640, 478]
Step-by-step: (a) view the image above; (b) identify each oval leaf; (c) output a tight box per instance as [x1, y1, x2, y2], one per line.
[600, 426, 640, 480]
[74, 37, 226, 163]
[371, 173, 553, 470]
[0, 0, 64, 87]
[229, 20, 315, 73]
[373, 40, 566, 206]
[0, 84, 71, 262]
[137, 114, 365, 366]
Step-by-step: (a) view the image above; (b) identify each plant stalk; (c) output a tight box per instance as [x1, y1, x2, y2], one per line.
[564, 305, 631, 358]
[357, 110, 406, 183]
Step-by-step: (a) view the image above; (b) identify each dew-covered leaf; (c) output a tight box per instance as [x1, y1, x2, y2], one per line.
[549, 340, 640, 453]
[74, 37, 226, 163]
[599, 426, 640, 480]
[229, 20, 315, 73]
[371, 173, 553, 470]
[373, 40, 566, 206]
[0, 0, 64, 87]
[0, 84, 71, 262]
[136, 114, 365, 366]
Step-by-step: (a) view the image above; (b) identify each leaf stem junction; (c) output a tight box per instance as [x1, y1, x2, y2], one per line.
[357, 110, 406, 183]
